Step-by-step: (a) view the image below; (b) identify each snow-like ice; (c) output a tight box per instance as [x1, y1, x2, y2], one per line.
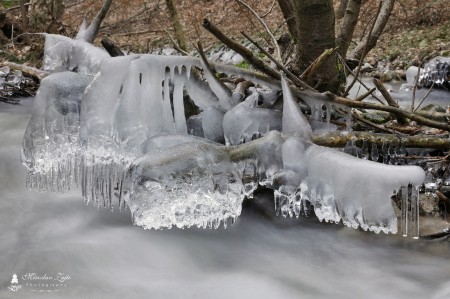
[21, 34, 426, 234]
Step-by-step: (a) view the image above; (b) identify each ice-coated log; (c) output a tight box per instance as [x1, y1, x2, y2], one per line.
[22, 72, 93, 191]
[43, 34, 75, 73]
[22, 41, 428, 234]
[304, 144, 425, 233]
[125, 142, 244, 229]
[43, 34, 109, 75]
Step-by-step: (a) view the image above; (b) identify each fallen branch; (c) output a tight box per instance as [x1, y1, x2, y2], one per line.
[373, 78, 407, 125]
[3, 62, 49, 81]
[241, 31, 314, 91]
[234, 0, 281, 61]
[300, 48, 337, 82]
[101, 37, 125, 57]
[337, 54, 385, 104]
[354, 87, 376, 102]
[329, 92, 450, 132]
[312, 131, 450, 149]
[202, 19, 280, 80]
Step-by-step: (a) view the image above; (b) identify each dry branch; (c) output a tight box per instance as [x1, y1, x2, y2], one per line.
[202, 19, 280, 80]
[373, 78, 407, 125]
[3, 62, 49, 81]
[101, 37, 124, 57]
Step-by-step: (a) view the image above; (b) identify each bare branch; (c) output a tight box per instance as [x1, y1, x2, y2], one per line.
[234, 0, 281, 61]
[202, 19, 280, 80]
[83, 0, 114, 43]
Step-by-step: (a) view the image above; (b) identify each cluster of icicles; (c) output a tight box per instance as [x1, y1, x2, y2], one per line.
[21, 34, 425, 235]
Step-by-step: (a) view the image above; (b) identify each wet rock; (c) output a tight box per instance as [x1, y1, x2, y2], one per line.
[380, 70, 399, 82]
[395, 70, 406, 80]
[360, 63, 374, 73]
[419, 193, 440, 216]
[362, 111, 391, 124]
[367, 56, 377, 67]
[418, 103, 447, 113]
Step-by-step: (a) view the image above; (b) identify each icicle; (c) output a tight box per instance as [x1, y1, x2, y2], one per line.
[173, 75, 187, 134]
[361, 140, 369, 160]
[162, 71, 176, 133]
[411, 185, 420, 239]
[169, 66, 175, 81]
[345, 108, 352, 131]
[325, 103, 331, 129]
[186, 65, 191, 80]
[400, 185, 408, 237]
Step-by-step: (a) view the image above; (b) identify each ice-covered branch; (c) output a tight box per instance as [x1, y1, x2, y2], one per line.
[82, 0, 114, 43]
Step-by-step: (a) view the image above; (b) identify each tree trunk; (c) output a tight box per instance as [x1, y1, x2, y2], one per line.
[292, 0, 339, 93]
[165, 0, 187, 52]
[19, 0, 29, 43]
[54, 0, 64, 20]
[277, 0, 298, 42]
[336, 0, 348, 19]
[336, 0, 362, 57]
[348, 0, 395, 61]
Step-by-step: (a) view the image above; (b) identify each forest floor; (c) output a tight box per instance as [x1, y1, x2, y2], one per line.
[0, 0, 449, 81]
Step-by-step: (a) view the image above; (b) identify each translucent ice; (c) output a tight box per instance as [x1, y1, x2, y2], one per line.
[22, 45, 427, 234]
[22, 72, 93, 191]
[223, 93, 282, 145]
[43, 34, 109, 75]
[126, 142, 244, 229]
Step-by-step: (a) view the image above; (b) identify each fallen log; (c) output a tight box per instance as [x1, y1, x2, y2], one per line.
[312, 131, 450, 149]
[3, 62, 49, 81]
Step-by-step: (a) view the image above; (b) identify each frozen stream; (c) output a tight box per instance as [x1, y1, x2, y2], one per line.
[0, 100, 449, 299]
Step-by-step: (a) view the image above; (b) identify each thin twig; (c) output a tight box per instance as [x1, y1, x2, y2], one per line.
[414, 82, 435, 112]
[354, 87, 376, 101]
[241, 31, 316, 92]
[344, 1, 382, 96]
[338, 54, 385, 104]
[164, 29, 189, 56]
[411, 64, 421, 112]
[260, 0, 276, 18]
[234, 0, 281, 61]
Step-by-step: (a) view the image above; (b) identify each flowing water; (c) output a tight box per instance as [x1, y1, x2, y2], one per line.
[0, 100, 449, 299]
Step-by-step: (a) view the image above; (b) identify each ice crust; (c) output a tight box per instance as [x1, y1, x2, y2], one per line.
[22, 34, 426, 233]
[126, 143, 243, 229]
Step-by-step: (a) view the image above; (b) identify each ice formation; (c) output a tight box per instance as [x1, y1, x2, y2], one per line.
[22, 34, 426, 235]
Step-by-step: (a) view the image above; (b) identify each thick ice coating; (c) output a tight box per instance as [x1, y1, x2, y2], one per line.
[22, 34, 427, 234]
[125, 142, 244, 229]
[22, 72, 93, 191]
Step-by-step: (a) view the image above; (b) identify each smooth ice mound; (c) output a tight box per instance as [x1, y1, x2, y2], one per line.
[22, 35, 426, 233]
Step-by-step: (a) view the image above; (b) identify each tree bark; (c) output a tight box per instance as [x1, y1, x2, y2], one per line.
[336, 0, 348, 19]
[203, 19, 280, 80]
[348, 0, 395, 61]
[292, 0, 339, 93]
[101, 37, 124, 57]
[19, 0, 29, 43]
[336, 0, 362, 57]
[54, 0, 64, 20]
[165, 0, 187, 52]
[276, 0, 298, 42]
